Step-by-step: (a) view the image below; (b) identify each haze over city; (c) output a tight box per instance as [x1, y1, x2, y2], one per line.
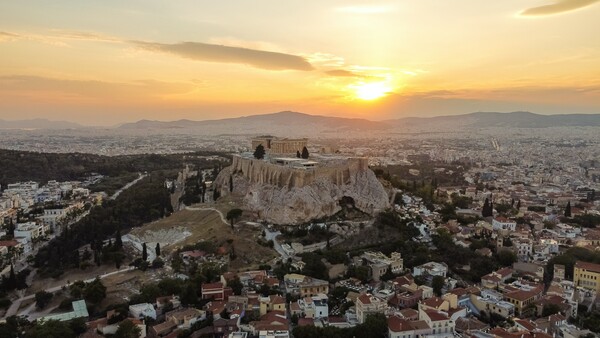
[1, 0, 599, 125]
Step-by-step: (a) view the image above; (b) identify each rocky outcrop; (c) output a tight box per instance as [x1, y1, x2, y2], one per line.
[214, 156, 389, 224]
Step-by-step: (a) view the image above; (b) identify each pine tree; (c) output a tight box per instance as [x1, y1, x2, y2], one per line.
[142, 243, 147, 261]
[301, 146, 309, 159]
[517, 199, 521, 209]
[564, 201, 572, 217]
[114, 229, 123, 249]
[7, 264, 16, 290]
[155, 243, 161, 257]
[296, 150, 301, 158]
[253, 144, 266, 159]
[482, 198, 493, 217]
[229, 175, 234, 192]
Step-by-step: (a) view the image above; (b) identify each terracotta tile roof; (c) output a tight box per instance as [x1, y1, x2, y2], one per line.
[422, 297, 445, 308]
[202, 282, 224, 290]
[298, 318, 314, 326]
[575, 261, 600, 273]
[357, 294, 371, 305]
[448, 288, 468, 296]
[515, 318, 537, 331]
[328, 316, 346, 323]
[423, 310, 449, 321]
[0, 240, 19, 246]
[388, 316, 413, 333]
[399, 308, 419, 319]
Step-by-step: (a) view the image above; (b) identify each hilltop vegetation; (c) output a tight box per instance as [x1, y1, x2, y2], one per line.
[0, 149, 229, 187]
[34, 171, 174, 277]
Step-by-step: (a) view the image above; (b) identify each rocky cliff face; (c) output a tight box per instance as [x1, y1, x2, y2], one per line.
[214, 156, 389, 224]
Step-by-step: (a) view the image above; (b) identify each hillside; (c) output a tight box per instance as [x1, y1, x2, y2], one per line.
[119, 111, 600, 134]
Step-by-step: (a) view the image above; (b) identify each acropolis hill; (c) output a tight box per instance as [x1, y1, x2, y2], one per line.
[214, 143, 390, 224]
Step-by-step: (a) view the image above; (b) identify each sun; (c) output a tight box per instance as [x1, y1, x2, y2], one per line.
[353, 81, 392, 100]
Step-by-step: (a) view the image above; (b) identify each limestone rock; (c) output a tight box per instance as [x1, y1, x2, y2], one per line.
[214, 156, 389, 224]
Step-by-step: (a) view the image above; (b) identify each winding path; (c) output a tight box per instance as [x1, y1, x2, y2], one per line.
[185, 206, 228, 225]
[4, 267, 135, 319]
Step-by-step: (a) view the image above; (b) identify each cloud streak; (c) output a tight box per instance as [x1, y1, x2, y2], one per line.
[132, 41, 314, 71]
[0, 31, 20, 41]
[520, 0, 599, 16]
[1, 30, 314, 71]
[325, 69, 362, 77]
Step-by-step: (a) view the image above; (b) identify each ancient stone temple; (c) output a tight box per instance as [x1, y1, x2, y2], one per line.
[251, 136, 308, 155]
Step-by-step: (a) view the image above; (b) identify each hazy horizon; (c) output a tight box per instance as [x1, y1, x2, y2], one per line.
[1, 1, 600, 125]
[2, 110, 600, 127]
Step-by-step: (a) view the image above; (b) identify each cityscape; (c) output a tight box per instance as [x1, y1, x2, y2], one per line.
[1, 1, 600, 338]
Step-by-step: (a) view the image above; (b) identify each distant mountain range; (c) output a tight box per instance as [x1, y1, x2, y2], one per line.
[0, 118, 83, 130]
[117, 111, 600, 135]
[397, 111, 600, 129]
[117, 111, 387, 134]
[2, 111, 599, 133]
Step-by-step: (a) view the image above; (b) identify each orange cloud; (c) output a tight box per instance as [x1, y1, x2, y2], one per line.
[131, 41, 314, 71]
[520, 0, 599, 16]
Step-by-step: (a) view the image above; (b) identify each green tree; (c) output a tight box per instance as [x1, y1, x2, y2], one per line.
[115, 229, 123, 249]
[564, 201, 572, 217]
[301, 146, 309, 159]
[296, 150, 301, 158]
[228, 277, 243, 295]
[226, 208, 243, 229]
[35, 291, 53, 309]
[6, 264, 16, 290]
[482, 198, 493, 217]
[253, 144, 265, 159]
[229, 175, 234, 192]
[432, 276, 445, 296]
[27, 320, 74, 338]
[84, 278, 107, 304]
[497, 250, 517, 267]
[542, 304, 561, 317]
[142, 243, 147, 261]
[180, 283, 198, 306]
[155, 243, 161, 257]
[114, 319, 141, 338]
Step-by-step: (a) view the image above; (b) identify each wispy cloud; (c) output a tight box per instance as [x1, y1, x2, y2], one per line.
[131, 41, 314, 71]
[336, 5, 394, 14]
[325, 69, 362, 77]
[520, 0, 599, 16]
[50, 30, 122, 43]
[0, 31, 21, 41]
[1, 30, 314, 71]
[0, 75, 194, 100]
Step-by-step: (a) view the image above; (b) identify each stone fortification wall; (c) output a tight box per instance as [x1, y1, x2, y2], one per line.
[227, 155, 368, 189]
[214, 155, 389, 224]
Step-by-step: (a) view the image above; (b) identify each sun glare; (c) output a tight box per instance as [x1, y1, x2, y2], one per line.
[353, 81, 391, 100]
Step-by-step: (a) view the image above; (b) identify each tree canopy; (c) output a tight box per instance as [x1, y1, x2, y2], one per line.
[226, 209, 243, 229]
[301, 146, 309, 159]
[253, 144, 265, 159]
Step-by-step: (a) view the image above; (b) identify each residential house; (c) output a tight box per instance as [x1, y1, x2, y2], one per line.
[356, 294, 387, 324]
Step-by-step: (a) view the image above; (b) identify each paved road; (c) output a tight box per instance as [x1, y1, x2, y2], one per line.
[184, 207, 289, 262]
[3, 266, 135, 319]
[263, 227, 289, 261]
[110, 173, 147, 200]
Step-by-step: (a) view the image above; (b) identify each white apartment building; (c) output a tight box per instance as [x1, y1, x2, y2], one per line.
[14, 222, 49, 240]
[492, 217, 516, 231]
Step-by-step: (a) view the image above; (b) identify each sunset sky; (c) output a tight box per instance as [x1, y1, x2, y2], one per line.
[1, 0, 599, 125]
